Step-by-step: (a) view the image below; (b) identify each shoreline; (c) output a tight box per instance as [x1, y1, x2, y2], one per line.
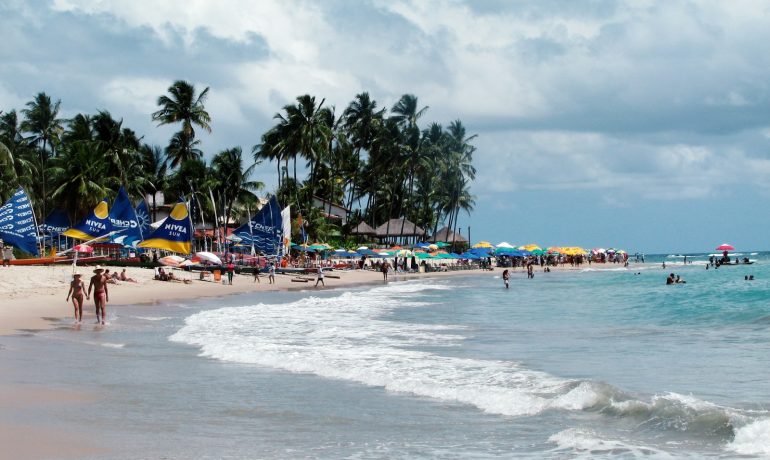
[0, 262, 655, 337]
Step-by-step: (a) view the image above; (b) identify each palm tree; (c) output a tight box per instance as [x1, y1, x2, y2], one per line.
[152, 80, 211, 168]
[210, 147, 263, 241]
[0, 110, 36, 191]
[342, 92, 383, 209]
[21, 92, 63, 219]
[165, 130, 203, 168]
[49, 143, 112, 220]
[140, 144, 168, 221]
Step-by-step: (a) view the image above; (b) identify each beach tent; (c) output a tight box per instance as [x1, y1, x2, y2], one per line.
[138, 199, 193, 254]
[135, 201, 151, 240]
[62, 197, 113, 240]
[232, 195, 283, 255]
[39, 208, 70, 237]
[0, 187, 39, 255]
[108, 187, 143, 246]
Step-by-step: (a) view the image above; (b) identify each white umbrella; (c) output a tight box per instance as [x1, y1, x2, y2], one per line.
[496, 242, 515, 248]
[195, 251, 222, 265]
[357, 246, 369, 250]
[178, 259, 194, 267]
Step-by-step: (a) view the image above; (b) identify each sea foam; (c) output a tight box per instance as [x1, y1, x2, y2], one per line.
[170, 279, 769, 448]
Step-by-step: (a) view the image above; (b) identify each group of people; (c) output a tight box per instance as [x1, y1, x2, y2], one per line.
[252, 261, 276, 284]
[66, 266, 114, 325]
[666, 273, 686, 285]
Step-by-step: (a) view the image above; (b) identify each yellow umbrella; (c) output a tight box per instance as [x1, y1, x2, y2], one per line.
[472, 241, 494, 248]
[521, 244, 542, 252]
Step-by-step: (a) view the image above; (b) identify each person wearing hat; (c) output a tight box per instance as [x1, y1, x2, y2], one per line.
[66, 272, 88, 323]
[2, 243, 13, 267]
[87, 267, 109, 325]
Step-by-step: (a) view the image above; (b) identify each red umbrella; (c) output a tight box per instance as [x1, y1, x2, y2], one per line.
[715, 243, 735, 251]
[73, 244, 94, 253]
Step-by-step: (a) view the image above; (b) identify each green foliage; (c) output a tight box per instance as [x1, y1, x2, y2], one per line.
[2, 84, 476, 249]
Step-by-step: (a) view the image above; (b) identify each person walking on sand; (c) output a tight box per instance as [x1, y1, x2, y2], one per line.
[253, 262, 260, 283]
[268, 262, 275, 284]
[66, 272, 88, 323]
[2, 244, 13, 267]
[226, 261, 235, 285]
[88, 267, 109, 325]
[315, 265, 325, 287]
[382, 261, 390, 281]
[502, 269, 510, 289]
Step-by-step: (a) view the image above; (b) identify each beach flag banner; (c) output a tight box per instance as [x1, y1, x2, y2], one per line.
[39, 208, 71, 236]
[108, 187, 143, 246]
[0, 187, 39, 256]
[232, 195, 283, 255]
[138, 198, 192, 254]
[135, 200, 150, 240]
[62, 198, 113, 240]
[281, 205, 291, 254]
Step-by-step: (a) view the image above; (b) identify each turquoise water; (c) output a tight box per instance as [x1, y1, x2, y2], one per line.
[1, 254, 769, 458]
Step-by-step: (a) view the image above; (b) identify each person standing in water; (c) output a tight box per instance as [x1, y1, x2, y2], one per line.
[66, 272, 87, 323]
[502, 269, 510, 289]
[88, 267, 108, 325]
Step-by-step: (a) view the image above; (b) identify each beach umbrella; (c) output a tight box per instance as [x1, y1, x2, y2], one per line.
[472, 241, 494, 248]
[309, 243, 331, 251]
[435, 241, 450, 248]
[428, 244, 439, 251]
[530, 248, 546, 256]
[195, 251, 222, 265]
[395, 249, 413, 257]
[159, 255, 185, 267]
[178, 259, 194, 267]
[72, 243, 94, 253]
[357, 246, 369, 251]
[715, 243, 735, 251]
[496, 242, 515, 248]
[592, 248, 605, 254]
[520, 244, 541, 252]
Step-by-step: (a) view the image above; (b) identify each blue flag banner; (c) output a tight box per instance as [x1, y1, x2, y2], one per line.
[62, 197, 113, 240]
[135, 200, 150, 240]
[0, 187, 39, 255]
[233, 196, 283, 255]
[109, 187, 143, 246]
[39, 208, 71, 237]
[138, 198, 192, 254]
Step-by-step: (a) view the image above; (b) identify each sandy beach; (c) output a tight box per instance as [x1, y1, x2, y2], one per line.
[0, 263, 601, 336]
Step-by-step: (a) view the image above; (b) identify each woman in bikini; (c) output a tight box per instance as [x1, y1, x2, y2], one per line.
[66, 273, 88, 323]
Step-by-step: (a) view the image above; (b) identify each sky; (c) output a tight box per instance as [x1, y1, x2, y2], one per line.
[2, 0, 770, 253]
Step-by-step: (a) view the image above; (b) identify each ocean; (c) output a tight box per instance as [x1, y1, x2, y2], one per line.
[2, 253, 769, 458]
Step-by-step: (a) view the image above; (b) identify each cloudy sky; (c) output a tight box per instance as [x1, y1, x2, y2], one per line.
[2, 0, 770, 253]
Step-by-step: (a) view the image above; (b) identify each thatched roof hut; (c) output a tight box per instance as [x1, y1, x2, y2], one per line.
[350, 221, 377, 235]
[429, 226, 467, 243]
[375, 218, 426, 237]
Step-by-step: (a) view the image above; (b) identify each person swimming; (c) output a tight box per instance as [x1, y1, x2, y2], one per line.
[666, 273, 675, 285]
